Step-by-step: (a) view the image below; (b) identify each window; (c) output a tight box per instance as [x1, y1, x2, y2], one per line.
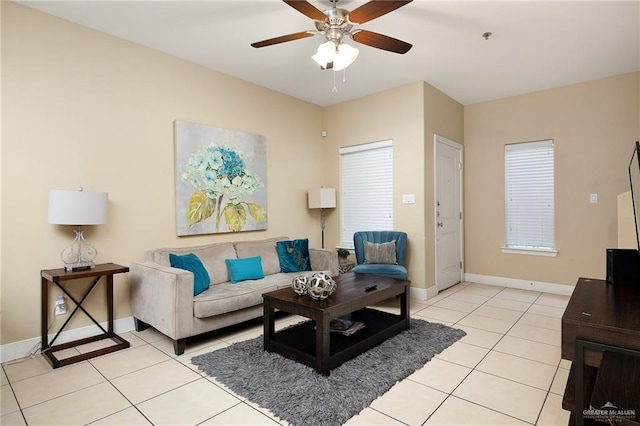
[504, 140, 556, 255]
[340, 140, 393, 249]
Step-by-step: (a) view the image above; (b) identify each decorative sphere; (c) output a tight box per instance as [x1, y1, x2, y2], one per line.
[306, 272, 336, 300]
[291, 275, 308, 295]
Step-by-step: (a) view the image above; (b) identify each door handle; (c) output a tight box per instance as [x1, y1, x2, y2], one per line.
[437, 222, 444, 227]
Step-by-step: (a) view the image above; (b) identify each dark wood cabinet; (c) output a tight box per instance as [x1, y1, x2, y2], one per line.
[561, 278, 640, 425]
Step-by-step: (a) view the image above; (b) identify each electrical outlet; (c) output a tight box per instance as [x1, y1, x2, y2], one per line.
[54, 295, 67, 316]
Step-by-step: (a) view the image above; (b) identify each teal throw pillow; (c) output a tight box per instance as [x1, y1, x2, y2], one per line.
[169, 253, 210, 296]
[226, 256, 265, 284]
[276, 239, 311, 273]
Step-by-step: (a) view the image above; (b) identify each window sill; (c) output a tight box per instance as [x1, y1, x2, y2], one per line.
[501, 247, 558, 257]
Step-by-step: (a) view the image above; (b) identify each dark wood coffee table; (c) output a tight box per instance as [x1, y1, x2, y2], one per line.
[263, 273, 410, 375]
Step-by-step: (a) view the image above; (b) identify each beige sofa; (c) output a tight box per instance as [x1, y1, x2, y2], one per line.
[130, 237, 339, 354]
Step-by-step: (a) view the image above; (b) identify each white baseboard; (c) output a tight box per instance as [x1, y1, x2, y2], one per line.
[464, 273, 575, 296]
[426, 285, 439, 300]
[1, 316, 136, 364]
[410, 286, 429, 301]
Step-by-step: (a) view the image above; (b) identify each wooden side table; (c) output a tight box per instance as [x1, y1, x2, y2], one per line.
[41, 263, 130, 368]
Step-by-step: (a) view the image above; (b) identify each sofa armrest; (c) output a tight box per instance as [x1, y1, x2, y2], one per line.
[309, 248, 339, 277]
[130, 261, 194, 340]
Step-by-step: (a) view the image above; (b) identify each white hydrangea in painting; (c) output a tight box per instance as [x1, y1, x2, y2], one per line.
[174, 121, 267, 235]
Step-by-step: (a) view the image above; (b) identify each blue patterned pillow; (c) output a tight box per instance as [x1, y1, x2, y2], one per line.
[276, 239, 311, 272]
[169, 253, 211, 296]
[363, 240, 397, 264]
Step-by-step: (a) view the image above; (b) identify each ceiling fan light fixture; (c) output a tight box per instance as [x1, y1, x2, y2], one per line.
[333, 43, 359, 71]
[312, 41, 337, 68]
[254, 0, 413, 71]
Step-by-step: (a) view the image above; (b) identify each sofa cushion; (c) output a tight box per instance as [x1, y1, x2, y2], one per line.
[149, 242, 237, 285]
[226, 256, 265, 283]
[192, 272, 323, 318]
[276, 239, 311, 272]
[193, 278, 276, 318]
[276, 271, 323, 289]
[169, 253, 210, 296]
[233, 237, 285, 276]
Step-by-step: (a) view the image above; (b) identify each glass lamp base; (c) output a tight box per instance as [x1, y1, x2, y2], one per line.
[63, 261, 95, 272]
[61, 226, 98, 272]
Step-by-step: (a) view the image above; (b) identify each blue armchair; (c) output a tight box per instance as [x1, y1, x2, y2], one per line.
[351, 231, 408, 280]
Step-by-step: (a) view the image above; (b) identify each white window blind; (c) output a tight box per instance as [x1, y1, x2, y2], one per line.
[340, 140, 393, 249]
[505, 140, 555, 252]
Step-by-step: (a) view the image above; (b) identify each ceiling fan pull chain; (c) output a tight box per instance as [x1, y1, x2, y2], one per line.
[332, 70, 338, 92]
[343, 68, 347, 83]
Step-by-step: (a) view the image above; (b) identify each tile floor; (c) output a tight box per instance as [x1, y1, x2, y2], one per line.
[1, 282, 572, 425]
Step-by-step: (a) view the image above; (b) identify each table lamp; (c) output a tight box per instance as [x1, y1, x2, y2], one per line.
[308, 188, 336, 248]
[48, 188, 108, 271]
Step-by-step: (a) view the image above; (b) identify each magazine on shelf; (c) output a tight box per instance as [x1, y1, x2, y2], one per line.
[329, 318, 365, 336]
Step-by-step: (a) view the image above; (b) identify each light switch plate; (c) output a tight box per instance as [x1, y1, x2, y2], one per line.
[402, 194, 415, 204]
[590, 193, 598, 203]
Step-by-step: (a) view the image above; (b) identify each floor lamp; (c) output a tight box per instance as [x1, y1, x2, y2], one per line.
[308, 188, 336, 249]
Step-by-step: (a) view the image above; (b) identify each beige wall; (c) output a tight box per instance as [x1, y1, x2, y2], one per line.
[321, 81, 463, 292]
[1, 3, 325, 345]
[464, 72, 640, 286]
[322, 83, 425, 286]
[0, 2, 4, 343]
[423, 84, 464, 289]
[3, 1, 636, 351]
[618, 191, 636, 249]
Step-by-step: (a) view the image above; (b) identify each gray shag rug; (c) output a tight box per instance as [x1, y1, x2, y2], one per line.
[191, 318, 466, 426]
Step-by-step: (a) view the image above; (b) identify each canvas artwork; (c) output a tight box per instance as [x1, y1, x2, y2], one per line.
[174, 120, 267, 236]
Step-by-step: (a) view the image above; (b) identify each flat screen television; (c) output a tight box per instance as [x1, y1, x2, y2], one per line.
[629, 140, 640, 250]
[606, 141, 640, 284]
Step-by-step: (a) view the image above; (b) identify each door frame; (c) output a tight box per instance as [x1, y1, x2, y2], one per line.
[433, 134, 464, 291]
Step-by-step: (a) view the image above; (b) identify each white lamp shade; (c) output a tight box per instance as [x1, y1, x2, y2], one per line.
[312, 41, 337, 68]
[308, 188, 336, 209]
[333, 44, 359, 71]
[48, 190, 108, 225]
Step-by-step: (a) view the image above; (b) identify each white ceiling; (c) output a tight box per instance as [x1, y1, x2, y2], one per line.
[17, 0, 640, 107]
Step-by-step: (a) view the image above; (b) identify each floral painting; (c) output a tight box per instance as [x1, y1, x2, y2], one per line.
[174, 120, 267, 236]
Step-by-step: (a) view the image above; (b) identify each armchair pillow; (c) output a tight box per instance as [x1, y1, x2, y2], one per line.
[363, 240, 398, 264]
[276, 238, 311, 272]
[169, 253, 211, 296]
[226, 256, 265, 283]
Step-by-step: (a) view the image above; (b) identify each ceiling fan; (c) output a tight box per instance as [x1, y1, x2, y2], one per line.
[251, 0, 413, 70]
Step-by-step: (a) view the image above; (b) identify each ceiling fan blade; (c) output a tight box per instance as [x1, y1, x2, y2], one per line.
[347, 0, 413, 25]
[251, 31, 315, 48]
[352, 30, 412, 54]
[283, 0, 327, 22]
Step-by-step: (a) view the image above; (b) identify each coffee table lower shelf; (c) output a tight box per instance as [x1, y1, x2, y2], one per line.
[268, 308, 406, 373]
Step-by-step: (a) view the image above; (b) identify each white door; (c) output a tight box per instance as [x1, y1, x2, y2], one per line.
[435, 135, 463, 291]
